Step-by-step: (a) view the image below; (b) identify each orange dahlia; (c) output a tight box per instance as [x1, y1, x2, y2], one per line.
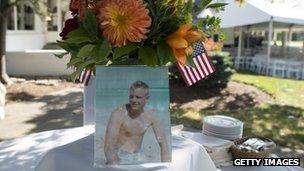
[97, 0, 151, 47]
[166, 24, 205, 65]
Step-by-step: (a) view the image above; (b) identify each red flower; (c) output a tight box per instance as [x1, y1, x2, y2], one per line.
[69, 0, 78, 16]
[70, 0, 87, 20]
[59, 17, 79, 39]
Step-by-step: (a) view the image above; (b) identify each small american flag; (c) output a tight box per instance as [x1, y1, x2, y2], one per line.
[176, 42, 216, 86]
[79, 70, 92, 86]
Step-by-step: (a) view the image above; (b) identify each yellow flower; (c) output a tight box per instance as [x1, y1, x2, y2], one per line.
[166, 24, 205, 65]
[235, 0, 246, 7]
[97, 0, 151, 47]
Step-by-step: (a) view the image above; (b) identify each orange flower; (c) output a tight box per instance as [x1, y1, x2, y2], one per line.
[97, 0, 151, 47]
[204, 38, 215, 52]
[166, 24, 205, 65]
[88, 0, 102, 15]
[70, 0, 87, 21]
[204, 38, 223, 52]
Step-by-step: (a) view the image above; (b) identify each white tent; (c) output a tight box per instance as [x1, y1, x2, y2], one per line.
[206, 0, 304, 74]
[219, 0, 304, 28]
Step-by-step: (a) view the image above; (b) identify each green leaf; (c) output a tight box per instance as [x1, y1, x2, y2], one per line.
[65, 36, 92, 44]
[197, 19, 204, 29]
[186, 55, 195, 67]
[91, 40, 112, 62]
[70, 60, 95, 82]
[54, 52, 69, 59]
[77, 44, 95, 58]
[138, 46, 157, 67]
[206, 3, 228, 9]
[82, 11, 98, 39]
[185, 0, 194, 12]
[56, 41, 70, 51]
[201, 0, 213, 9]
[208, 16, 216, 25]
[113, 43, 138, 59]
[66, 27, 88, 38]
[57, 41, 79, 52]
[70, 51, 78, 59]
[65, 27, 92, 44]
[67, 57, 83, 68]
[156, 42, 174, 65]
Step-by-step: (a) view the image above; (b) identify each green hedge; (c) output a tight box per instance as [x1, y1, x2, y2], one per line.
[169, 51, 235, 89]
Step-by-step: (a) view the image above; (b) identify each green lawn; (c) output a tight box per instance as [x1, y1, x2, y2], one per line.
[231, 71, 304, 109]
[171, 71, 304, 149]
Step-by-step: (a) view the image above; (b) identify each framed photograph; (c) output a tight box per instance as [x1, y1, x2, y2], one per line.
[94, 66, 171, 166]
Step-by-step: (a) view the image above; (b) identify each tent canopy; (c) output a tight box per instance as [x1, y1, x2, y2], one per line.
[215, 0, 304, 28]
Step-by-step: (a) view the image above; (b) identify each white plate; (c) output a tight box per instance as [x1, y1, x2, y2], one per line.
[203, 115, 243, 128]
[203, 130, 242, 140]
[203, 129, 242, 137]
[202, 125, 243, 135]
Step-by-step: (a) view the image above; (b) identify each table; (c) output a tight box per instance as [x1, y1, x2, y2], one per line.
[0, 126, 216, 171]
[0, 126, 303, 171]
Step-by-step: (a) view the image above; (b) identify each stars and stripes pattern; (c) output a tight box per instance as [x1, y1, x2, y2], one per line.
[79, 70, 92, 86]
[176, 42, 216, 86]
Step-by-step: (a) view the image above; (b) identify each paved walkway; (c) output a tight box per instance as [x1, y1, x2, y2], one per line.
[0, 87, 83, 141]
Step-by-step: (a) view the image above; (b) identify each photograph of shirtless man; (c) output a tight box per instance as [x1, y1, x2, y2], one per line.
[104, 81, 170, 164]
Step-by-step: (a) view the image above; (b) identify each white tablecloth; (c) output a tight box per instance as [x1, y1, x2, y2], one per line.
[0, 127, 94, 171]
[0, 126, 303, 171]
[0, 126, 216, 171]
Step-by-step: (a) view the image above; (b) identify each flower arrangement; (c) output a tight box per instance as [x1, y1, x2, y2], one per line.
[56, 0, 227, 81]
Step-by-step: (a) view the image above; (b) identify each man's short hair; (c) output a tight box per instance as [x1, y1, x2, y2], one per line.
[130, 80, 149, 97]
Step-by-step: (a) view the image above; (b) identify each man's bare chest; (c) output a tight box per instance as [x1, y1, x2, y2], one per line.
[121, 115, 152, 135]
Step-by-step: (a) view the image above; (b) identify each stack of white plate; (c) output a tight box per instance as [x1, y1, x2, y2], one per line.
[202, 115, 243, 140]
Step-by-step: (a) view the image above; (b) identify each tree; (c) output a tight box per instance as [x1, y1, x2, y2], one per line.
[0, 0, 11, 85]
[0, 0, 45, 85]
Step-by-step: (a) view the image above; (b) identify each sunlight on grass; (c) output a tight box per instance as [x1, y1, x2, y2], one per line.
[231, 71, 304, 109]
[171, 108, 201, 130]
[171, 103, 304, 149]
